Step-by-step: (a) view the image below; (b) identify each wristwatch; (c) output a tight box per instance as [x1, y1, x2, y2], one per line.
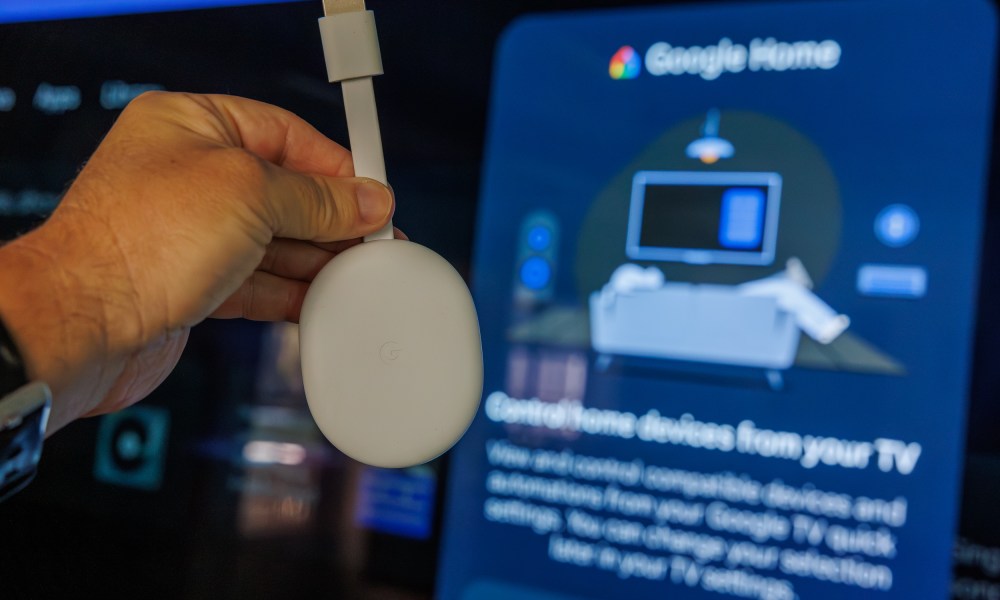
[0, 317, 50, 502]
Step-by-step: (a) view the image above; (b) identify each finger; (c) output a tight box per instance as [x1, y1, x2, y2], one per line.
[311, 237, 363, 253]
[308, 227, 406, 253]
[202, 94, 357, 176]
[265, 168, 394, 242]
[259, 238, 338, 282]
[255, 234, 414, 291]
[211, 271, 309, 323]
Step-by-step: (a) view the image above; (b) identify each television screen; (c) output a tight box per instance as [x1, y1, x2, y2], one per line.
[437, 1, 998, 599]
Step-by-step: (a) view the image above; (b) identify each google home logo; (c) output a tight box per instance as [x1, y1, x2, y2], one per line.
[610, 37, 841, 81]
[609, 46, 642, 80]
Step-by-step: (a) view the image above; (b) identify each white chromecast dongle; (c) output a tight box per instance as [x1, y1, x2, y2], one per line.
[299, 0, 483, 468]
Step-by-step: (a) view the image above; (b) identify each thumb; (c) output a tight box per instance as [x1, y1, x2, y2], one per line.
[265, 167, 394, 242]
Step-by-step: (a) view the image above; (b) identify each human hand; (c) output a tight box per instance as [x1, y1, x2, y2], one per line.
[0, 92, 400, 433]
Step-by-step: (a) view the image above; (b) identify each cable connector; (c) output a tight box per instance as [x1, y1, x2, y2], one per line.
[318, 9, 382, 83]
[323, 0, 363, 15]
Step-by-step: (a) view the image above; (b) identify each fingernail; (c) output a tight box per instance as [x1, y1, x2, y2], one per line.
[357, 181, 393, 224]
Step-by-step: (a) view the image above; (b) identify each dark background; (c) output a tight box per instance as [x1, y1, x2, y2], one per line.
[0, 1, 998, 599]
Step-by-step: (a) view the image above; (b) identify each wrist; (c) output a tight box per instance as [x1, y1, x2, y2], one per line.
[0, 217, 133, 432]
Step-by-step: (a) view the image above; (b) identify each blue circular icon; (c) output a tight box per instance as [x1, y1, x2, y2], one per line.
[526, 225, 552, 251]
[875, 204, 920, 248]
[116, 430, 144, 461]
[519, 257, 552, 290]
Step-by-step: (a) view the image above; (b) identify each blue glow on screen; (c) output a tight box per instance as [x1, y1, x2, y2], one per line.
[719, 187, 766, 249]
[526, 225, 552, 251]
[0, 0, 305, 24]
[519, 257, 552, 290]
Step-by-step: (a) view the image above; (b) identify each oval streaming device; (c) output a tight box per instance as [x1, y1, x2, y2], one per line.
[299, 239, 483, 468]
[304, 1, 483, 467]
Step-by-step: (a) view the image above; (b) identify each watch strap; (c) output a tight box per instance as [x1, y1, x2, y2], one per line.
[0, 316, 49, 502]
[0, 382, 51, 502]
[0, 315, 28, 396]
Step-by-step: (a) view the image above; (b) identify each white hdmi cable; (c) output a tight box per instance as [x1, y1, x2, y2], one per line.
[318, 0, 393, 241]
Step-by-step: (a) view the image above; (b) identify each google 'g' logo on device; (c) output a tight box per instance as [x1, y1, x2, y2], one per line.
[609, 46, 641, 80]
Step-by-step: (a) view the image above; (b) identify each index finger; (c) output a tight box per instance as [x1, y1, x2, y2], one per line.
[151, 92, 355, 177]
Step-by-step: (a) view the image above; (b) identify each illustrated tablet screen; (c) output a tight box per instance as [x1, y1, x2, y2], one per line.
[627, 171, 782, 265]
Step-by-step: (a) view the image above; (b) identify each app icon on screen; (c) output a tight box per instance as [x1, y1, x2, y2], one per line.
[609, 46, 640, 80]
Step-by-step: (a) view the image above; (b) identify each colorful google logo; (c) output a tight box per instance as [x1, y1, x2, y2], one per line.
[609, 46, 641, 80]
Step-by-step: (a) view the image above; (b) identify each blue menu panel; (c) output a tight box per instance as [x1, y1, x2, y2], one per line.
[439, 1, 997, 599]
